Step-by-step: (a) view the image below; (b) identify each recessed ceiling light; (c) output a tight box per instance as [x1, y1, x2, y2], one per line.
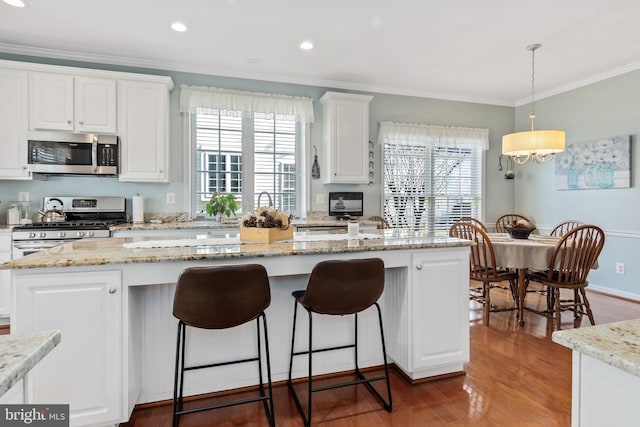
[300, 41, 314, 50]
[3, 0, 26, 7]
[171, 22, 187, 32]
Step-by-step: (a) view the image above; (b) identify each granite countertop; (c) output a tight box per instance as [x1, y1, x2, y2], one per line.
[110, 218, 377, 232]
[0, 330, 61, 396]
[0, 229, 472, 270]
[552, 319, 640, 377]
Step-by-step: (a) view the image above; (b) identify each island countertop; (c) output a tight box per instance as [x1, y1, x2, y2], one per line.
[0, 230, 471, 270]
[109, 218, 378, 232]
[0, 330, 62, 396]
[552, 319, 640, 377]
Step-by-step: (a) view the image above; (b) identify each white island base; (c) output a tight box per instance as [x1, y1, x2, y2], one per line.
[6, 236, 471, 426]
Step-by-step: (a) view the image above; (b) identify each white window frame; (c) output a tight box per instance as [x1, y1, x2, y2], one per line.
[183, 111, 308, 219]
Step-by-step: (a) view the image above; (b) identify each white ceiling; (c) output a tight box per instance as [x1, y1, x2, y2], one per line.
[2, 0, 640, 106]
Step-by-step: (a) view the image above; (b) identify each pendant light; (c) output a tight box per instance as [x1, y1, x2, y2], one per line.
[502, 43, 565, 164]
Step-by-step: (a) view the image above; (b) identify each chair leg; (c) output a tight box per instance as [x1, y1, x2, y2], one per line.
[483, 281, 490, 325]
[259, 314, 276, 427]
[579, 288, 596, 326]
[554, 288, 562, 330]
[172, 321, 185, 427]
[287, 299, 312, 427]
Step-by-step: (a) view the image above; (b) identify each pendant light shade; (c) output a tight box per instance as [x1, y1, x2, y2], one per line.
[502, 44, 565, 164]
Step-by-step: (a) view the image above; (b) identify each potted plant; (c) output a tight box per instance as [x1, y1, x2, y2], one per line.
[205, 192, 238, 222]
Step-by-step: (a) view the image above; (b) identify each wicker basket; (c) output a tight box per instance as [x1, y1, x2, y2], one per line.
[240, 226, 293, 242]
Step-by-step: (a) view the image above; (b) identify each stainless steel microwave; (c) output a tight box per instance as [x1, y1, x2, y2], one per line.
[27, 131, 119, 175]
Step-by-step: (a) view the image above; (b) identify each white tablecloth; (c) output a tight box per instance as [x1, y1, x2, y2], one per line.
[487, 233, 560, 271]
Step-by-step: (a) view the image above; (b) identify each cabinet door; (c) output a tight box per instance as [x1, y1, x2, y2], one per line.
[75, 76, 117, 133]
[29, 72, 74, 131]
[118, 80, 169, 182]
[411, 250, 469, 371]
[14, 270, 123, 426]
[0, 69, 30, 179]
[321, 92, 372, 184]
[0, 231, 11, 317]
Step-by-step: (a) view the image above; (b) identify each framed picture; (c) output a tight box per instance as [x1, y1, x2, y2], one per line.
[555, 135, 631, 190]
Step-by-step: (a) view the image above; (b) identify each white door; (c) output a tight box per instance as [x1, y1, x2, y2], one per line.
[75, 76, 117, 133]
[118, 80, 169, 182]
[14, 270, 123, 426]
[0, 68, 30, 179]
[29, 72, 74, 131]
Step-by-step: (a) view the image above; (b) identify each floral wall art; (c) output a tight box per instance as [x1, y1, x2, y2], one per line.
[555, 135, 631, 190]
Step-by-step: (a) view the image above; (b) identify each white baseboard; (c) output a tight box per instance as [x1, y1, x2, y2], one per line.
[588, 283, 640, 302]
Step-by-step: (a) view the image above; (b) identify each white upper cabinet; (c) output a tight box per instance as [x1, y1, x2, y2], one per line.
[321, 91, 373, 184]
[117, 80, 170, 182]
[0, 68, 30, 179]
[29, 72, 117, 133]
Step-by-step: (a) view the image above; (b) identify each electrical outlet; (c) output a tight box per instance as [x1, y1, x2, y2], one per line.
[316, 193, 325, 204]
[166, 192, 175, 204]
[616, 263, 625, 275]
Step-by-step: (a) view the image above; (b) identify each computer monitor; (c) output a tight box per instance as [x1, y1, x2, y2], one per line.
[328, 192, 363, 219]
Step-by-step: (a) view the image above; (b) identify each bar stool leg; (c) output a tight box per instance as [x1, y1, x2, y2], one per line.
[172, 321, 186, 427]
[259, 314, 276, 427]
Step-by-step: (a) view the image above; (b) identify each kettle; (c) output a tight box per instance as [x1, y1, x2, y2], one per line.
[38, 208, 66, 223]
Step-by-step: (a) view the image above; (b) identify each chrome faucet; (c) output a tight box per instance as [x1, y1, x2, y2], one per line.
[257, 191, 273, 208]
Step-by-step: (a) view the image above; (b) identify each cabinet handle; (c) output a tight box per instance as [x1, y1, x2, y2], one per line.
[416, 265, 423, 270]
[22, 166, 27, 170]
[66, 120, 72, 124]
[108, 287, 117, 294]
[79, 120, 84, 125]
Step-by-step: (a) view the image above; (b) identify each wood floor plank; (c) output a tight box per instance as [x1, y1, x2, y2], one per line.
[121, 289, 639, 426]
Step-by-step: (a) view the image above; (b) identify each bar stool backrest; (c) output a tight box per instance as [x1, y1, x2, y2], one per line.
[173, 264, 271, 329]
[301, 258, 384, 315]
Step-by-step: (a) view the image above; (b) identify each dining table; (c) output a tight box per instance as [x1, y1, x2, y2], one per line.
[486, 233, 562, 326]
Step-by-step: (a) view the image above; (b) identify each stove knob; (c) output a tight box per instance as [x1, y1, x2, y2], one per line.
[77, 231, 85, 238]
[39, 232, 46, 238]
[29, 232, 36, 238]
[87, 231, 95, 237]
[58, 231, 66, 238]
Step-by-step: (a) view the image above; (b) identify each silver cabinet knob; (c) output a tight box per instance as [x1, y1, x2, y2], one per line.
[108, 288, 117, 294]
[66, 120, 72, 124]
[79, 120, 84, 125]
[416, 264, 423, 270]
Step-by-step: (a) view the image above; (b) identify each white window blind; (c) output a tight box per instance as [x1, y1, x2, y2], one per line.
[379, 121, 487, 234]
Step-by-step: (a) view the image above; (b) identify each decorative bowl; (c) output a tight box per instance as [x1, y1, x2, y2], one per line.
[505, 224, 536, 239]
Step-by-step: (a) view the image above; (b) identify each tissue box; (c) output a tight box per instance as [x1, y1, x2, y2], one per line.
[240, 226, 293, 242]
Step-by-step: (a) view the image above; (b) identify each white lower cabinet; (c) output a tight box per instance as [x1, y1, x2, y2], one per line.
[13, 270, 122, 426]
[384, 248, 470, 379]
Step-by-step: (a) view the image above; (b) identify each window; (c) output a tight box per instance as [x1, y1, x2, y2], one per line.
[379, 121, 487, 235]
[195, 110, 243, 213]
[193, 108, 299, 216]
[253, 112, 297, 212]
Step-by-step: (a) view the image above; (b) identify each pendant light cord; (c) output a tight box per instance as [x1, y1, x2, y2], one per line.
[527, 43, 540, 131]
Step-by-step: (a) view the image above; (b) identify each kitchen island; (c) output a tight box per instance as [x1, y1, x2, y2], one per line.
[1, 230, 472, 426]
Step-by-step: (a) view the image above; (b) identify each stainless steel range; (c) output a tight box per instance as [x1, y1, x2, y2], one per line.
[11, 196, 126, 258]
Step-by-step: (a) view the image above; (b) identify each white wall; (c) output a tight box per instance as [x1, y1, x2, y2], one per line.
[513, 70, 640, 300]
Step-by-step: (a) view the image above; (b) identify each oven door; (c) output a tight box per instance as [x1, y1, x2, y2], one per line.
[12, 240, 75, 259]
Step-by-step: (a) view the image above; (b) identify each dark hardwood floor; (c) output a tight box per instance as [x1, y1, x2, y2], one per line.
[119, 288, 635, 426]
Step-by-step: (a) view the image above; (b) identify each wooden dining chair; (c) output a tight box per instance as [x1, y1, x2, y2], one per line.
[449, 222, 518, 325]
[457, 216, 487, 232]
[526, 224, 605, 330]
[368, 215, 391, 229]
[495, 214, 533, 233]
[550, 220, 585, 237]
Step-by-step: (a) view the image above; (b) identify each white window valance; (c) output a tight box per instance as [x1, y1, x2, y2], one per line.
[179, 84, 315, 123]
[377, 121, 489, 150]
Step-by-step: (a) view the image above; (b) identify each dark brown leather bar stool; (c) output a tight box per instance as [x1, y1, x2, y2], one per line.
[172, 264, 275, 427]
[287, 258, 392, 426]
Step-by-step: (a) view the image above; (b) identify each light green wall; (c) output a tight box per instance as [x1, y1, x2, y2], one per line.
[0, 52, 514, 222]
[513, 69, 640, 299]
